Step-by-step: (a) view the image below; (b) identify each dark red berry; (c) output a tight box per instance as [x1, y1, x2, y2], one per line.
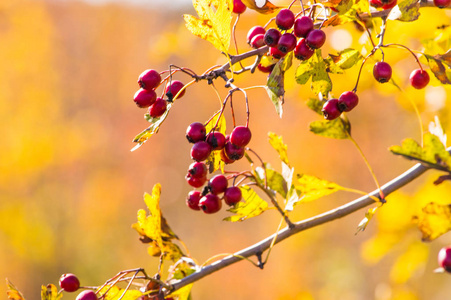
[224, 186, 242, 206]
[224, 142, 245, 161]
[190, 141, 212, 161]
[369, 0, 384, 8]
[233, 0, 247, 14]
[294, 38, 315, 60]
[381, 0, 397, 9]
[275, 9, 295, 30]
[250, 34, 266, 49]
[186, 190, 202, 210]
[220, 148, 235, 164]
[337, 91, 359, 112]
[264, 28, 282, 47]
[186, 175, 207, 188]
[373, 61, 392, 83]
[257, 63, 275, 73]
[322, 99, 342, 120]
[438, 246, 451, 272]
[294, 16, 314, 38]
[230, 126, 252, 147]
[247, 26, 266, 44]
[409, 69, 430, 89]
[208, 174, 228, 194]
[76, 290, 98, 300]
[206, 132, 226, 150]
[277, 33, 297, 54]
[138, 69, 161, 90]
[269, 46, 286, 59]
[148, 98, 167, 118]
[59, 273, 80, 292]
[133, 88, 156, 108]
[186, 122, 207, 143]
[434, 0, 450, 7]
[199, 193, 222, 214]
[165, 80, 185, 100]
[306, 29, 326, 49]
[187, 162, 208, 178]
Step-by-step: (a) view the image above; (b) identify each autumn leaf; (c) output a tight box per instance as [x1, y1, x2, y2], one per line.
[390, 242, 428, 283]
[309, 116, 351, 139]
[240, 0, 280, 14]
[294, 174, 343, 203]
[224, 186, 269, 222]
[255, 164, 288, 198]
[205, 111, 226, 173]
[266, 53, 293, 118]
[184, 0, 233, 53]
[268, 132, 289, 166]
[327, 48, 362, 70]
[413, 202, 451, 241]
[322, 0, 371, 27]
[295, 50, 332, 96]
[306, 97, 324, 115]
[41, 284, 61, 300]
[6, 280, 26, 300]
[356, 207, 378, 235]
[388, 0, 421, 22]
[99, 285, 143, 300]
[424, 51, 451, 85]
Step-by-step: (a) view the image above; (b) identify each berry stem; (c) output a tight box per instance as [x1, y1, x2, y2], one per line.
[356, 13, 376, 49]
[383, 43, 424, 71]
[352, 50, 377, 93]
[200, 253, 260, 268]
[263, 217, 285, 265]
[232, 14, 245, 70]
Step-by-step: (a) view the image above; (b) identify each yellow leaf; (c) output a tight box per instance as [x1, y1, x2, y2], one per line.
[184, 0, 233, 53]
[390, 242, 429, 284]
[268, 132, 289, 166]
[240, 0, 280, 14]
[40, 284, 61, 300]
[414, 202, 451, 241]
[224, 186, 269, 221]
[205, 111, 226, 173]
[6, 279, 25, 300]
[295, 174, 343, 202]
[99, 285, 143, 300]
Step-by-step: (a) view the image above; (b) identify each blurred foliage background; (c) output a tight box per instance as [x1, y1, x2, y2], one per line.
[1, 0, 451, 299]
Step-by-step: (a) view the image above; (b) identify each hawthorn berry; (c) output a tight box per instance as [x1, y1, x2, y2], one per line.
[76, 290, 98, 300]
[250, 34, 266, 49]
[247, 26, 266, 44]
[190, 141, 212, 161]
[59, 273, 80, 292]
[322, 99, 342, 120]
[257, 63, 275, 73]
[230, 126, 252, 147]
[369, 0, 384, 8]
[133, 88, 156, 108]
[294, 16, 314, 38]
[233, 0, 247, 14]
[208, 174, 228, 194]
[138, 69, 161, 90]
[409, 69, 430, 89]
[224, 142, 245, 161]
[199, 193, 222, 214]
[186, 175, 207, 188]
[264, 28, 282, 47]
[438, 246, 451, 272]
[381, 0, 397, 9]
[269, 47, 286, 59]
[275, 9, 295, 30]
[294, 38, 315, 60]
[373, 61, 392, 83]
[206, 132, 226, 150]
[165, 80, 185, 100]
[224, 186, 242, 206]
[277, 33, 297, 54]
[337, 91, 359, 112]
[306, 29, 326, 49]
[220, 148, 235, 164]
[187, 162, 208, 178]
[434, 0, 450, 7]
[186, 190, 202, 210]
[148, 98, 167, 118]
[186, 122, 207, 143]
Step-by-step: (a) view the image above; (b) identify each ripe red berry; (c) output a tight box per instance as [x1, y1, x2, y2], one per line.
[206, 132, 226, 150]
[233, 0, 247, 14]
[369, 0, 384, 8]
[257, 63, 275, 73]
[247, 26, 266, 44]
[438, 246, 451, 272]
[224, 186, 242, 206]
[138, 69, 161, 90]
[434, 0, 450, 7]
[294, 38, 315, 60]
[322, 99, 342, 120]
[199, 193, 222, 214]
[186, 122, 207, 143]
[186, 175, 207, 188]
[208, 174, 228, 194]
[165, 80, 185, 100]
[186, 190, 202, 210]
[373, 61, 392, 83]
[275, 9, 295, 30]
[381, 0, 397, 9]
[224, 142, 245, 161]
[230, 126, 252, 147]
[133, 88, 156, 108]
[76, 290, 98, 300]
[294, 16, 314, 38]
[337, 91, 359, 112]
[264, 28, 282, 47]
[409, 69, 430, 89]
[250, 34, 266, 49]
[190, 141, 212, 161]
[187, 162, 208, 178]
[277, 33, 297, 54]
[59, 273, 80, 292]
[220, 148, 235, 164]
[269, 47, 286, 59]
[148, 98, 167, 118]
[306, 29, 326, 49]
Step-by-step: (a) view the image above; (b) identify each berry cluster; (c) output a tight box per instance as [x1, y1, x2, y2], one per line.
[185, 122, 252, 213]
[373, 61, 430, 89]
[59, 273, 98, 300]
[133, 69, 186, 118]
[321, 91, 359, 120]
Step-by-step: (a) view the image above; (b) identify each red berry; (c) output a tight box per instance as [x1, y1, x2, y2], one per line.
[59, 273, 80, 292]
[381, 0, 397, 9]
[373, 61, 392, 83]
[434, 0, 450, 7]
[138, 69, 161, 90]
[337, 91, 359, 112]
[224, 186, 242, 206]
[306, 29, 326, 49]
[186, 190, 202, 210]
[369, 0, 384, 8]
[186, 122, 207, 143]
[133, 88, 156, 108]
[264, 28, 282, 47]
[257, 63, 275, 73]
[294, 16, 314, 38]
[233, 0, 247, 14]
[206, 132, 226, 150]
[148, 98, 167, 118]
[322, 99, 342, 120]
[294, 38, 315, 60]
[220, 148, 235, 164]
[186, 175, 207, 188]
[230, 126, 252, 147]
[76, 290, 98, 300]
[199, 193, 222, 214]
[187, 162, 208, 178]
[275, 9, 295, 30]
[269, 47, 286, 59]
[224, 142, 245, 161]
[409, 69, 430, 89]
[247, 26, 266, 44]
[165, 80, 185, 100]
[190, 141, 212, 161]
[277, 33, 297, 54]
[438, 246, 451, 272]
[250, 34, 266, 49]
[208, 174, 228, 195]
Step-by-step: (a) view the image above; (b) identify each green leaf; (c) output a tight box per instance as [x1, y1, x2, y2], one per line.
[306, 98, 324, 115]
[413, 202, 451, 241]
[389, 133, 451, 172]
[424, 51, 451, 85]
[255, 165, 288, 198]
[41, 285, 61, 300]
[309, 116, 351, 139]
[356, 207, 378, 235]
[388, 0, 420, 22]
[266, 53, 293, 118]
[328, 48, 363, 70]
[268, 132, 289, 166]
[294, 174, 343, 203]
[311, 50, 333, 96]
[224, 186, 269, 222]
[295, 56, 314, 85]
[205, 111, 226, 173]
